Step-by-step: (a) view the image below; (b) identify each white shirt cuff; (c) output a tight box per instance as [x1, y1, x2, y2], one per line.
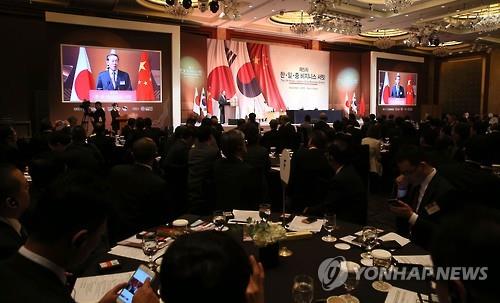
[408, 212, 419, 226]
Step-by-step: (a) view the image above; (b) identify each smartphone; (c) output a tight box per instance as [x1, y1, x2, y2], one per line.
[387, 198, 400, 206]
[117, 265, 156, 303]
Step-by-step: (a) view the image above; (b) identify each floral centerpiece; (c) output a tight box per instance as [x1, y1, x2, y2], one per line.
[248, 221, 287, 247]
[247, 220, 287, 268]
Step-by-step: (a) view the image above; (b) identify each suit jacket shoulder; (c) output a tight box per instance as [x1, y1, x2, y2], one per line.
[0, 254, 74, 303]
[0, 221, 23, 260]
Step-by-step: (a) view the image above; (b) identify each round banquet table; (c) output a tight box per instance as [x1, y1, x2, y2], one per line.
[80, 218, 432, 303]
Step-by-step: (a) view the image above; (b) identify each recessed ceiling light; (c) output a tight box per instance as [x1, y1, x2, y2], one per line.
[271, 9, 275, 12]
[456, 9, 460, 12]
[405, 14, 409, 17]
[253, 16, 257, 19]
[248, 5, 252, 8]
[441, 5, 445, 8]
[370, 16, 374, 19]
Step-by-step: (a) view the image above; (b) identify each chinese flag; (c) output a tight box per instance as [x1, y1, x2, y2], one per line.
[406, 78, 415, 105]
[248, 43, 287, 112]
[136, 52, 155, 101]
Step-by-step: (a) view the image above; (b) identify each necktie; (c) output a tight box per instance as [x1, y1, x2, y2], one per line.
[112, 71, 117, 89]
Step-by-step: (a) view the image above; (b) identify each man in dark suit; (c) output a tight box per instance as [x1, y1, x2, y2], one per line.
[214, 130, 260, 211]
[110, 103, 120, 134]
[218, 90, 230, 124]
[389, 146, 455, 249]
[96, 53, 132, 91]
[260, 119, 280, 151]
[0, 172, 128, 303]
[390, 75, 405, 98]
[0, 165, 29, 260]
[93, 102, 106, 129]
[288, 130, 332, 213]
[108, 137, 170, 242]
[187, 126, 220, 215]
[305, 134, 367, 225]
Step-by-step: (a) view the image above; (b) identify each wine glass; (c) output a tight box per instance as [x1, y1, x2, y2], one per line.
[142, 233, 158, 269]
[259, 203, 271, 223]
[292, 275, 314, 303]
[321, 213, 337, 242]
[360, 226, 378, 259]
[371, 249, 392, 292]
[213, 210, 226, 231]
[339, 261, 360, 303]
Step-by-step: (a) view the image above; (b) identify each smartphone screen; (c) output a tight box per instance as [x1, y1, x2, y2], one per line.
[117, 266, 155, 303]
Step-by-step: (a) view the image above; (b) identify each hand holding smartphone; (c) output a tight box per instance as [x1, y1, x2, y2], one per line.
[387, 198, 401, 207]
[116, 265, 156, 303]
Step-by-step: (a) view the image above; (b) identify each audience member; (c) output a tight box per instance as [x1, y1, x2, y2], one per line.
[0, 172, 125, 303]
[214, 130, 260, 210]
[0, 165, 30, 260]
[108, 138, 169, 242]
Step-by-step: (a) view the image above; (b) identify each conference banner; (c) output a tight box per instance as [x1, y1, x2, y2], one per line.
[206, 39, 330, 119]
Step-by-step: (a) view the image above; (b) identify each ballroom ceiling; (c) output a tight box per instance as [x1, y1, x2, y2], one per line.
[21, 0, 500, 54]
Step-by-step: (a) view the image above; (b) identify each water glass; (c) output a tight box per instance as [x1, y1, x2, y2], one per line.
[142, 233, 158, 269]
[321, 213, 337, 242]
[259, 203, 271, 222]
[292, 275, 314, 303]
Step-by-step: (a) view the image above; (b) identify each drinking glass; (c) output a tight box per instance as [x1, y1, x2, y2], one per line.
[371, 249, 392, 292]
[142, 233, 158, 269]
[259, 203, 271, 222]
[292, 275, 314, 303]
[360, 226, 378, 259]
[321, 213, 337, 242]
[213, 210, 226, 231]
[339, 261, 360, 303]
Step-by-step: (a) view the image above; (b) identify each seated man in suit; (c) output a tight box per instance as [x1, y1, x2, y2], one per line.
[0, 165, 30, 260]
[96, 53, 132, 91]
[0, 172, 125, 303]
[108, 137, 170, 242]
[305, 134, 367, 225]
[214, 130, 260, 211]
[288, 130, 332, 213]
[389, 146, 455, 249]
[431, 207, 499, 303]
[390, 74, 405, 98]
[139, 231, 264, 303]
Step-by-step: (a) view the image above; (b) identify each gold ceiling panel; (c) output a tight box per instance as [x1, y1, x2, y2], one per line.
[359, 28, 408, 38]
[270, 11, 314, 25]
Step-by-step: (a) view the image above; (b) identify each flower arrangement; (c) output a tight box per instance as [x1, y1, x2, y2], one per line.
[248, 220, 286, 247]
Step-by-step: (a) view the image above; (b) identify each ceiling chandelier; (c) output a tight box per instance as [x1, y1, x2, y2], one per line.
[474, 14, 500, 32]
[374, 36, 396, 49]
[219, 0, 241, 20]
[163, 0, 240, 19]
[164, 0, 193, 17]
[290, 11, 314, 35]
[307, 0, 362, 35]
[385, 0, 414, 13]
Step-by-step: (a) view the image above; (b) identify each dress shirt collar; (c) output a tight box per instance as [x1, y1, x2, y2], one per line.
[135, 162, 153, 171]
[335, 165, 344, 175]
[0, 216, 22, 236]
[416, 168, 437, 211]
[18, 246, 67, 285]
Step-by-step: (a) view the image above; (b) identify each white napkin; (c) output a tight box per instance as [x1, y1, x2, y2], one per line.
[287, 216, 325, 232]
